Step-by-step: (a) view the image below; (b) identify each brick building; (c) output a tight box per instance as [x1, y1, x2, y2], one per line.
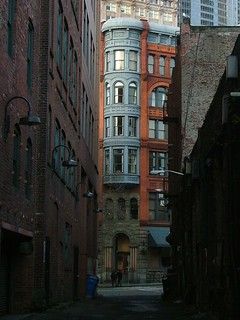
[167, 18, 240, 317]
[0, 0, 100, 314]
[98, 17, 178, 284]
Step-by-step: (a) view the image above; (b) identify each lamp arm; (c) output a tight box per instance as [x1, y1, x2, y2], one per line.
[52, 144, 70, 158]
[4, 96, 32, 122]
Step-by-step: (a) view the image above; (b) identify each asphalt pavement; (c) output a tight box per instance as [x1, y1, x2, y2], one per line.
[0, 285, 205, 320]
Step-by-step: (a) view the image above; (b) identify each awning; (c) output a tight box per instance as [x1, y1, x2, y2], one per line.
[145, 227, 170, 248]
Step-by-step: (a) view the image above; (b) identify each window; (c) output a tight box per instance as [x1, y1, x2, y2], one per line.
[149, 151, 168, 173]
[27, 20, 34, 89]
[149, 120, 168, 139]
[60, 130, 66, 179]
[7, 0, 16, 57]
[117, 198, 126, 220]
[53, 120, 61, 172]
[57, 2, 63, 68]
[149, 87, 167, 107]
[129, 82, 137, 104]
[114, 82, 124, 104]
[106, 51, 111, 72]
[104, 149, 110, 174]
[129, 51, 137, 71]
[130, 198, 138, 219]
[148, 54, 154, 73]
[170, 58, 175, 77]
[159, 56, 165, 76]
[106, 83, 110, 105]
[113, 149, 124, 173]
[62, 21, 68, 82]
[12, 125, 21, 189]
[113, 116, 124, 136]
[25, 138, 32, 199]
[128, 117, 137, 137]
[105, 198, 114, 217]
[71, 51, 78, 105]
[149, 192, 169, 221]
[105, 117, 110, 137]
[128, 149, 137, 174]
[114, 50, 125, 70]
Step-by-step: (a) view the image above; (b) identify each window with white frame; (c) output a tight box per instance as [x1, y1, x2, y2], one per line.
[113, 149, 124, 173]
[149, 87, 167, 107]
[128, 149, 137, 174]
[129, 50, 137, 71]
[149, 119, 168, 139]
[113, 116, 124, 136]
[106, 3, 116, 12]
[104, 149, 110, 174]
[121, 5, 131, 14]
[105, 117, 110, 137]
[170, 58, 175, 76]
[159, 56, 165, 76]
[149, 192, 169, 221]
[149, 151, 168, 173]
[148, 54, 154, 73]
[128, 117, 137, 137]
[106, 51, 111, 72]
[129, 82, 137, 104]
[114, 81, 124, 103]
[106, 83, 110, 105]
[114, 50, 125, 70]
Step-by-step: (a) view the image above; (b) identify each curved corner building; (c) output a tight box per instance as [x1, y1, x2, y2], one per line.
[98, 17, 179, 283]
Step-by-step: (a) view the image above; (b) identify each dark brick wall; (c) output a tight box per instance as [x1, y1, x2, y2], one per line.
[0, 0, 100, 312]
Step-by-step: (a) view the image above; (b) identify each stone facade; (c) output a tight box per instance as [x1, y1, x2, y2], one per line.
[98, 17, 178, 284]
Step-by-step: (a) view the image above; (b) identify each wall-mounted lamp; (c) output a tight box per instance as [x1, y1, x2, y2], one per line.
[150, 169, 184, 176]
[52, 144, 78, 169]
[3, 96, 41, 140]
[83, 191, 95, 198]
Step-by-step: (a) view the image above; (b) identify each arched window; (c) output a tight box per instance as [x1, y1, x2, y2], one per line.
[25, 138, 32, 199]
[117, 198, 126, 220]
[129, 82, 137, 104]
[149, 87, 167, 107]
[12, 125, 21, 189]
[105, 198, 114, 219]
[60, 130, 66, 179]
[106, 83, 110, 105]
[53, 119, 61, 171]
[130, 198, 138, 219]
[114, 82, 124, 104]
[27, 20, 34, 89]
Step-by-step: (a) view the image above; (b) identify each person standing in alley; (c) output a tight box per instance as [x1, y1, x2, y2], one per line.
[117, 270, 122, 287]
[111, 270, 117, 287]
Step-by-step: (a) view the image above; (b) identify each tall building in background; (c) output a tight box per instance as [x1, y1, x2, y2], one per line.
[101, 0, 178, 26]
[98, 17, 178, 284]
[0, 0, 100, 314]
[179, 0, 239, 26]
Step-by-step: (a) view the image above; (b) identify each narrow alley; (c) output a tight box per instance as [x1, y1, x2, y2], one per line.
[0, 286, 202, 320]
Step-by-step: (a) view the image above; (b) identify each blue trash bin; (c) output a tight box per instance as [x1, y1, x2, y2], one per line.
[86, 274, 99, 298]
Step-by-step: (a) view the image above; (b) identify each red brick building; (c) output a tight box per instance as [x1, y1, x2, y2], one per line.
[98, 18, 178, 283]
[0, 0, 100, 314]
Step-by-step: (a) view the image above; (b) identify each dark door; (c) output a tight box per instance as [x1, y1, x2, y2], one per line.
[73, 246, 79, 299]
[0, 247, 9, 315]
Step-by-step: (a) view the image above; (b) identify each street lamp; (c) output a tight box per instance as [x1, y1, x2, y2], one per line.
[3, 96, 41, 140]
[150, 169, 184, 176]
[52, 144, 78, 169]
